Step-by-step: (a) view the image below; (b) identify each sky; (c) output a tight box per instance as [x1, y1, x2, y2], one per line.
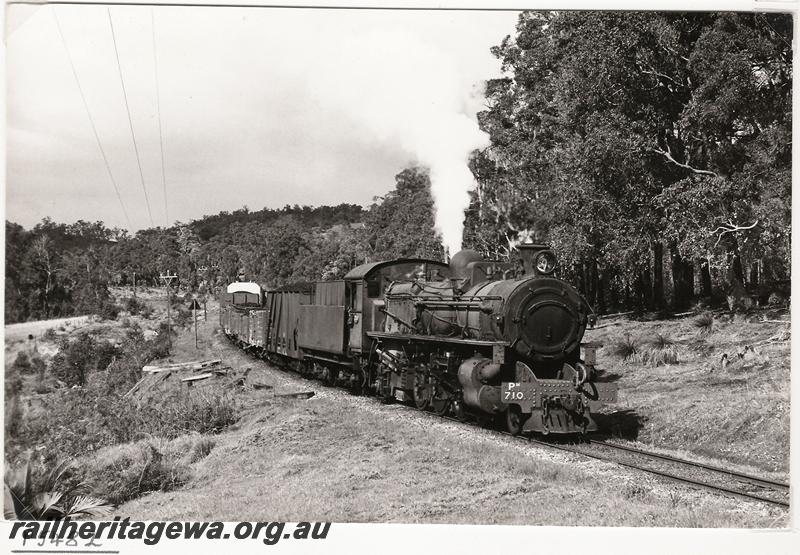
[6, 4, 520, 234]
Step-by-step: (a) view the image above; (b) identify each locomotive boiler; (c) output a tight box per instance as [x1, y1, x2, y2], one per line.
[220, 244, 617, 435]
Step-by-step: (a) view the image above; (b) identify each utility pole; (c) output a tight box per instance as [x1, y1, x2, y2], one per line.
[192, 298, 198, 349]
[198, 266, 209, 321]
[159, 271, 177, 349]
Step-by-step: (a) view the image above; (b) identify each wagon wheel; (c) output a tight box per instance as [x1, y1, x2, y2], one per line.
[349, 368, 366, 395]
[412, 371, 432, 411]
[506, 405, 529, 435]
[320, 366, 332, 386]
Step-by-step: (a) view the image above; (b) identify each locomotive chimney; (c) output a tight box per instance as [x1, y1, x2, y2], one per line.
[449, 249, 484, 279]
[517, 243, 549, 276]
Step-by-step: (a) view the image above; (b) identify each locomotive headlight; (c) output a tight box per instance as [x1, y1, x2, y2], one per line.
[535, 251, 557, 274]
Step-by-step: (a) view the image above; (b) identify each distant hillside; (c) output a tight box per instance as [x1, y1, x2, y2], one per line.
[191, 204, 365, 241]
[5, 168, 444, 323]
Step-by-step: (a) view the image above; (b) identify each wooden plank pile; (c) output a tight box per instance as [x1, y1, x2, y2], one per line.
[125, 359, 234, 398]
[142, 359, 222, 373]
[124, 358, 315, 400]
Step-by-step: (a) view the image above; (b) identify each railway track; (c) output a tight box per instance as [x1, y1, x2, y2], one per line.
[543, 437, 788, 508]
[229, 337, 790, 509]
[437, 413, 790, 508]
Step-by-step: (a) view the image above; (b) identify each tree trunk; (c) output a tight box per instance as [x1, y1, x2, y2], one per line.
[608, 270, 619, 312]
[670, 244, 694, 311]
[595, 261, 606, 315]
[727, 238, 746, 286]
[699, 258, 713, 299]
[587, 260, 598, 310]
[748, 261, 759, 289]
[624, 279, 631, 311]
[653, 242, 664, 310]
[639, 268, 654, 311]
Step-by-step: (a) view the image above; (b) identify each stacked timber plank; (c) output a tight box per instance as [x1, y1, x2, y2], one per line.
[142, 359, 222, 373]
[124, 359, 232, 399]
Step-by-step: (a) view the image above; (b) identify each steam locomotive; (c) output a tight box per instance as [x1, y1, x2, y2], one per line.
[220, 244, 617, 434]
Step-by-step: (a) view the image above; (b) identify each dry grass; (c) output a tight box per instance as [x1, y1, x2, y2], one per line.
[79, 436, 196, 505]
[117, 391, 786, 527]
[588, 312, 790, 473]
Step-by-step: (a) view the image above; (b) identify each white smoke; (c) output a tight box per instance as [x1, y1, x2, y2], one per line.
[304, 29, 489, 257]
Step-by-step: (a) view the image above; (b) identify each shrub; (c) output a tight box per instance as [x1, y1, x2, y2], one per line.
[12, 352, 33, 373]
[125, 297, 146, 316]
[642, 345, 679, 366]
[641, 333, 679, 366]
[188, 437, 216, 463]
[4, 458, 111, 520]
[50, 333, 120, 387]
[81, 440, 191, 505]
[693, 312, 714, 335]
[612, 334, 639, 361]
[650, 333, 674, 350]
[11, 351, 46, 375]
[172, 306, 193, 328]
[13, 386, 239, 463]
[140, 304, 154, 319]
[98, 301, 121, 321]
[4, 391, 23, 438]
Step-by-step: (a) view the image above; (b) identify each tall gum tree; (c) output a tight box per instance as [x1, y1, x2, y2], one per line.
[468, 11, 791, 312]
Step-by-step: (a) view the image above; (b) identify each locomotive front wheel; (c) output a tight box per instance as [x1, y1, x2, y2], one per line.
[506, 406, 528, 435]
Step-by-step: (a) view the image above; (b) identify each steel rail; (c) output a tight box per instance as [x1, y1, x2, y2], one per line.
[588, 439, 790, 491]
[428, 412, 789, 508]
[525, 438, 789, 508]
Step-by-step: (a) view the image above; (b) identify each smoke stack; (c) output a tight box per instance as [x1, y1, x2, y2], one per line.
[449, 249, 483, 279]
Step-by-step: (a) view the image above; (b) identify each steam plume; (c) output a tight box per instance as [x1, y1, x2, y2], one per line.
[306, 29, 489, 256]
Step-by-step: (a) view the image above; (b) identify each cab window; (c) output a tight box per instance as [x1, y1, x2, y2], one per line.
[366, 274, 381, 298]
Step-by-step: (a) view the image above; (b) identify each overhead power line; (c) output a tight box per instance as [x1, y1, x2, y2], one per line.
[151, 8, 169, 227]
[108, 7, 155, 227]
[51, 6, 132, 229]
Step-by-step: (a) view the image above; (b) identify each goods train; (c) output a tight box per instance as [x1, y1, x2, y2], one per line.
[220, 244, 617, 435]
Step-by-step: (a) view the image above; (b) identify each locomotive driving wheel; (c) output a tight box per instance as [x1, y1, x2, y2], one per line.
[412, 369, 432, 410]
[431, 384, 450, 415]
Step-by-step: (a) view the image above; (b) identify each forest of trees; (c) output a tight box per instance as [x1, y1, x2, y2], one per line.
[465, 11, 791, 312]
[5, 167, 443, 323]
[5, 12, 791, 323]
